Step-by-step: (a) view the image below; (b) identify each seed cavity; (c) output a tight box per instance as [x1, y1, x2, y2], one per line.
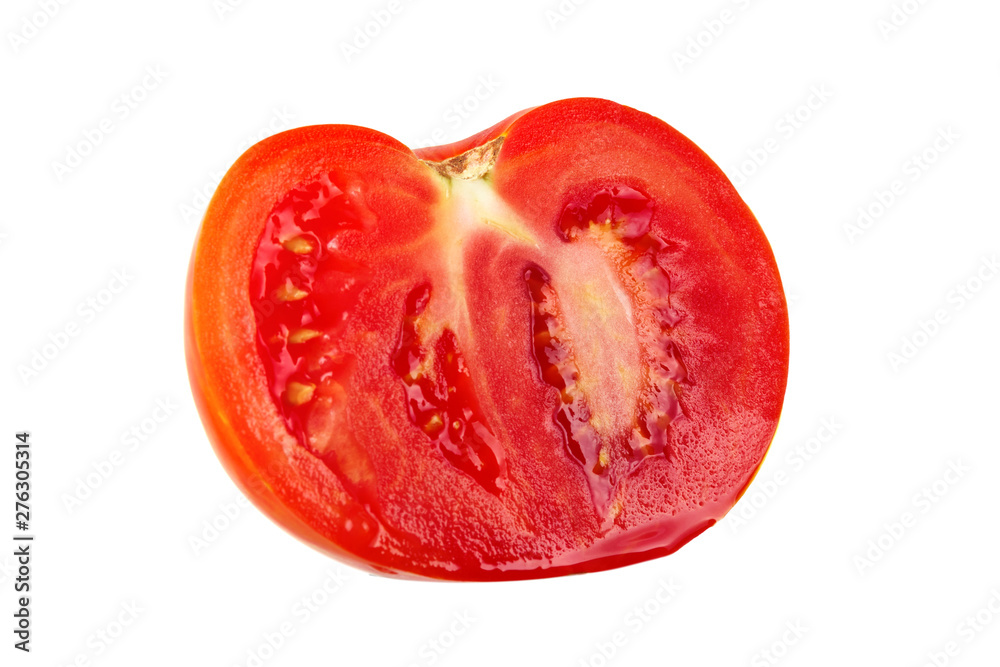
[556, 184, 690, 467]
[525, 264, 613, 507]
[558, 184, 654, 242]
[249, 171, 380, 533]
[392, 283, 507, 495]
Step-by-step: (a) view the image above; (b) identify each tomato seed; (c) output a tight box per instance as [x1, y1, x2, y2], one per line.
[288, 328, 321, 344]
[286, 381, 316, 406]
[282, 236, 315, 254]
[275, 282, 309, 302]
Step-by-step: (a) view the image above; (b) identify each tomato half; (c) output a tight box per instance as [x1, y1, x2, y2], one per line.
[186, 98, 789, 581]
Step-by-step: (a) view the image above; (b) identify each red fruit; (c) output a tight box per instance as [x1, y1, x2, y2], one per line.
[186, 98, 789, 581]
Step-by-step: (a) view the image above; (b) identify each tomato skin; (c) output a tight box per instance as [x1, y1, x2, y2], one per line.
[186, 99, 789, 581]
[411, 107, 532, 162]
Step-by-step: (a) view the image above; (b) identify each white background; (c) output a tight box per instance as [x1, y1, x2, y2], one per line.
[2, 0, 999, 665]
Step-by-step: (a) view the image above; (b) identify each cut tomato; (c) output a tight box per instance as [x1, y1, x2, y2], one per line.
[185, 98, 789, 580]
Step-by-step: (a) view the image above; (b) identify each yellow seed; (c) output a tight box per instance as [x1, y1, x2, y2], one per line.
[609, 499, 623, 519]
[288, 328, 321, 344]
[423, 414, 444, 433]
[452, 420, 462, 430]
[286, 381, 316, 406]
[598, 446, 610, 468]
[275, 283, 308, 302]
[283, 236, 314, 254]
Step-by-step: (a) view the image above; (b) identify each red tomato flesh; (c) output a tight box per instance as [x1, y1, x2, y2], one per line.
[186, 98, 789, 580]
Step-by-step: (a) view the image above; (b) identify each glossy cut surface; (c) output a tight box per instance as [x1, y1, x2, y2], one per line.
[186, 98, 789, 580]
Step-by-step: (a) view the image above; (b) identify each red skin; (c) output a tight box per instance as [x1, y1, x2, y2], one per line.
[186, 98, 789, 581]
